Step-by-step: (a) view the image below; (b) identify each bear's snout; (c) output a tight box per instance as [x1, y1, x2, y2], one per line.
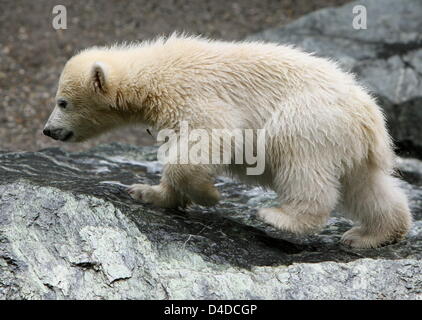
[43, 127, 73, 142]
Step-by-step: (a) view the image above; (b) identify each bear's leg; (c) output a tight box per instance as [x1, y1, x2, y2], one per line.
[341, 168, 412, 248]
[128, 163, 220, 208]
[258, 174, 340, 234]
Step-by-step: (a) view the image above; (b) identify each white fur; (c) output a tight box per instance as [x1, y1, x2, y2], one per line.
[46, 34, 412, 248]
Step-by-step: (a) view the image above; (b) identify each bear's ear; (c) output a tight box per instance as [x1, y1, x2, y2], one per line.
[91, 62, 108, 94]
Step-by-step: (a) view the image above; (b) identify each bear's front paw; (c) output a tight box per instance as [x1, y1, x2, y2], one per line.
[127, 183, 186, 208]
[128, 184, 157, 204]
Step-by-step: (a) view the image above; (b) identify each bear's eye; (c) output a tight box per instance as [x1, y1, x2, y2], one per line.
[57, 99, 67, 109]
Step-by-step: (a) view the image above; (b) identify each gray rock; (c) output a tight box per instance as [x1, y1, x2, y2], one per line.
[0, 143, 421, 299]
[248, 0, 422, 158]
[396, 157, 422, 187]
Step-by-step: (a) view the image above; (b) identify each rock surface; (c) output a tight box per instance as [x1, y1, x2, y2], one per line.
[0, 143, 421, 299]
[249, 0, 422, 158]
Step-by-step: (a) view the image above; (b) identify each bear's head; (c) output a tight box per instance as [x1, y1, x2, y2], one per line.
[43, 51, 132, 142]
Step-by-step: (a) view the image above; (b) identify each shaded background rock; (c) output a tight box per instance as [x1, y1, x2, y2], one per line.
[0, 144, 421, 299]
[249, 0, 422, 158]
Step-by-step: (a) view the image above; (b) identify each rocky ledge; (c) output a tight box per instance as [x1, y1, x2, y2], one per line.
[0, 143, 421, 299]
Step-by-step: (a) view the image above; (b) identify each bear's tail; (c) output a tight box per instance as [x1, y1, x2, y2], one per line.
[364, 100, 395, 173]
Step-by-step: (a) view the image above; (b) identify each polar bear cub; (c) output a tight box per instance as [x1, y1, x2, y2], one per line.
[44, 35, 412, 248]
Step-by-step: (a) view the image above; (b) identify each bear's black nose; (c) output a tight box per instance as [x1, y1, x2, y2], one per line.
[43, 127, 73, 141]
[43, 128, 52, 137]
[43, 127, 60, 140]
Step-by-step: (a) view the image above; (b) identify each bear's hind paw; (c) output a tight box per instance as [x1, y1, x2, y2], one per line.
[340, 227, 399, 248]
